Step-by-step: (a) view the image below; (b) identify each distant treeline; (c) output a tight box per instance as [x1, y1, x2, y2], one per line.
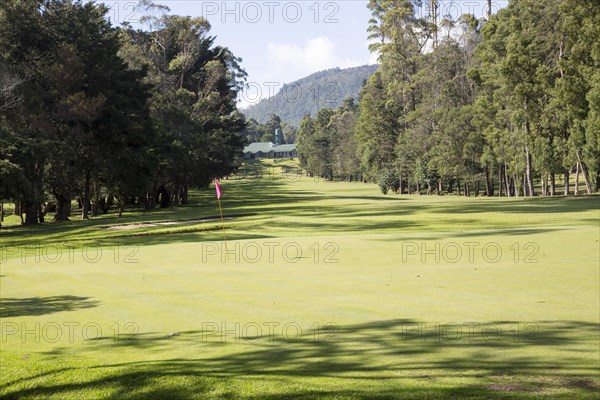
[296, 0, 599, 196]
[0, 1, 246, 225]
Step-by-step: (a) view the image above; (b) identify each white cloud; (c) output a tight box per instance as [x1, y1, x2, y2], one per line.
[368, 51, 379, 65]
[366, 40, 380, 65]
[265, 36, 363, 81]
[236, 36, 371, 107]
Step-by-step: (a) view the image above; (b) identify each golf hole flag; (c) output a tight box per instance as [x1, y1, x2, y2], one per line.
[214, 178, 222, 200]
[214, 177, 226, 242]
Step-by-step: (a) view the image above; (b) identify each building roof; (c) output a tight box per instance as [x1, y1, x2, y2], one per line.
[243, 142, 296, 154]
[274, 144, 296, 152]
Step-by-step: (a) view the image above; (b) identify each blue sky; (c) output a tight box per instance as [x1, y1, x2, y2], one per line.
[104, 1, 507, 107]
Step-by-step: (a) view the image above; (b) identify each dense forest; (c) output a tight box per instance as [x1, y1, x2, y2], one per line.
[1, 0, 598, 228]
[0, 0, 246, 225]
[242, 65, 378, 127]
[297, 0, 599, 196]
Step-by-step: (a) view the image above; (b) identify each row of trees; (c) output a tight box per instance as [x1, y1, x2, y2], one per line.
[243, 113, 297, 144]
[297, 0, 599, 196]
[0, 0, 246, 225]
[296, 98, 361, 182]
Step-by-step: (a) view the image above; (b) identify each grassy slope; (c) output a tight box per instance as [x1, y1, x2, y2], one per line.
[1, 160, 599, 399]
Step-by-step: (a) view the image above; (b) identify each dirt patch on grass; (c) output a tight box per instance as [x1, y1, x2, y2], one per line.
[102, 214, 251, 231]
[564, 378, 599, 390]
[487, 384, 531, 392]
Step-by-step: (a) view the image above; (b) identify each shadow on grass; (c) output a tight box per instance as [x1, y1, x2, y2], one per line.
[0, 181, 307, 246]
[1, 319, 598, 399]
[427, 195, 600, 215]
[367, 226, 571, 243]
[0, 296, 98, 318]
[1, 181, 598, 258]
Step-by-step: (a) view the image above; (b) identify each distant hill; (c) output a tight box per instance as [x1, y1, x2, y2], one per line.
[242, 64, 378, 127]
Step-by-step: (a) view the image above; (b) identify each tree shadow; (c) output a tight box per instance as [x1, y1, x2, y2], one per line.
[0, 296, 98, 317]
[369, 226, 567, 243]
[1, 319, 598, 399]
[428, 195, 600, 215]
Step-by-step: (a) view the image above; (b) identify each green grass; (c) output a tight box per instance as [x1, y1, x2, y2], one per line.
[1, 159, 599, 399]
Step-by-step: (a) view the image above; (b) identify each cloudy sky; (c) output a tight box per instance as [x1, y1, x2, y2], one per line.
[105, 1, 506, 108]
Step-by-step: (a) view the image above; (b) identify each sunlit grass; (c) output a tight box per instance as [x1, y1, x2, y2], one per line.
[0, 160, 599, 399]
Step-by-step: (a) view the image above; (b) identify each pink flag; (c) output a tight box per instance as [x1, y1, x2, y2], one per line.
[214, 178, 222, 200]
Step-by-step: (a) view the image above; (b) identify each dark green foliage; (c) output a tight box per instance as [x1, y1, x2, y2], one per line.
[0, 0, 247, 223]
[347, 0, 599, 196]
[296, 99, 361, 181]
[378, 168, 399, 194]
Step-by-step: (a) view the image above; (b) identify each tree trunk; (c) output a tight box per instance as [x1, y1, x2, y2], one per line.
[416, 181, 421, 194]
[550, 173, 556, 196]
[24, 201, 39, 225]
[399, 174, 404, 195]
[158, 185, 170, 208]
[575, 150, 593, 194]
[580, 162, 592, 194]
[574, 163, 580, 195]
[431, 0, 438, 48]
[498, 166, 503, 197]
[504, 166, 512, 197]
[181, 183, 189, 204]
[38, 203, 44, 223]
[457, 177, 462, 196]
[19, 207, 24, 224]
[148, 188, 157, 209]
[484, 167, 492, 196]
[173, 181, 180, 206]
[487, 0, 492, 18]
[0, 201, 3, 226]
[447, 179, 453, 194]
[464, 182, 469, 197]
[13, 201, 20, 216]
[92, 178, 100, 217]
[82, 169, 91, 219]
[54, 195, 71, 222]
[541, 173, 547, 196]
[514, 174, 519, 197]
[525, 146, 534, 196]
[564, 167, 570, 195]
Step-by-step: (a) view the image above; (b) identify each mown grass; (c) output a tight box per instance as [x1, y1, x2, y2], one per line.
[0, 159, 599, 399]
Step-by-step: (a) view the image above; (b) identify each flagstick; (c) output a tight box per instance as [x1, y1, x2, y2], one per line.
[214, 177, 227, 260]
[217, 197, 228, 261]
[217, 198, 226, 241]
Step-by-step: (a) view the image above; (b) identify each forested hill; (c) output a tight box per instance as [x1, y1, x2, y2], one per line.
[242, 64, 378, 126]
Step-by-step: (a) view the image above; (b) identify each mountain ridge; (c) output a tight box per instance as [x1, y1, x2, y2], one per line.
[242, 64, 378, 127]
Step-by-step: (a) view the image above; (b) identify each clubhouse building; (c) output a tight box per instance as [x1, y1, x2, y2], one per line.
[243, 142, 297, 160]
[243, 128, 297, 160]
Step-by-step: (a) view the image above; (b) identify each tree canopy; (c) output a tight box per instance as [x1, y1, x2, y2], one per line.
[0, 0, 247, 224]
[296, 0, 599, 196]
